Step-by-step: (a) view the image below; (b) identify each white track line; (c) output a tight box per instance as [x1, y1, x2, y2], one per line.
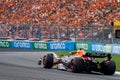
[115, 71, 120, 75]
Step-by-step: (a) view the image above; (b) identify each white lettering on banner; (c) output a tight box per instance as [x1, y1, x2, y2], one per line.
[34, 43, 47, 49]
[92, 44, 103, 52]
[76, 43, 88, 50]
[14, 41, 30, 48]
[104, 45, 111, 53]
[50, 43, 65, 49]
[34, 43, 38, 48]
[0, 41, 9, 47]
[113, 46, 120, 54]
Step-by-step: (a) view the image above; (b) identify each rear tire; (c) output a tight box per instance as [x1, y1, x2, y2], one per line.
[43, 54, 54, 69]
[71, 58, 84, 73]
[100, 60, 116, 75]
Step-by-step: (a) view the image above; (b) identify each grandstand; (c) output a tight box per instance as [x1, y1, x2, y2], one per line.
[0, 0, 120, 43]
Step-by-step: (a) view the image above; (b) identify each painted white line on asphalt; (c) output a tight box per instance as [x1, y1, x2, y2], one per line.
[115, 71, 120, 75]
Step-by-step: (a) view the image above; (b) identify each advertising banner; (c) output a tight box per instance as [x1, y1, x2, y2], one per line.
[90, 42, 104, 52]
[112, 44, 120, 54]
[0, 40, 11, 48]
[11, 40, 32, 49]
[75, 42, 90, 51]
[32, 42, 47, 50]
[66, 42, 75, 50]
[48, 42, 74, 50]
[103, 44, 112, 53]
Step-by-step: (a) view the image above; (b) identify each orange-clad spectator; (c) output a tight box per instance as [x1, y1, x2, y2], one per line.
[0, 0, 120, 40]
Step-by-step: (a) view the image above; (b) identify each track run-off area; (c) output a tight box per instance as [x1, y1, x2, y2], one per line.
[0, 50, 120, 80]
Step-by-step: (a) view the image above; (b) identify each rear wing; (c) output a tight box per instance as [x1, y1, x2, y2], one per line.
[83, 52, 112, 59]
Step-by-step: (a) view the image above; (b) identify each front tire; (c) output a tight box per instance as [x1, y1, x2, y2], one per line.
[43, 54, 54, 69]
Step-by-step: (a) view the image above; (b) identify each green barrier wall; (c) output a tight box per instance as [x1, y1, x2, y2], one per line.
[0, 40, 11, 48]
[32, 42, 47, 50]
[75, 42, 90, 52]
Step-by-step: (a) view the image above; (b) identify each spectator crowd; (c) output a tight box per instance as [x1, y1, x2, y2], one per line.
[0, 0, 120, 40]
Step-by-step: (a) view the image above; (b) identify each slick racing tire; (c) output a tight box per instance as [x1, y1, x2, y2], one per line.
[100, 60, 116, 75]
[71, 58, 84, 73]
[43, 54, 54, 69]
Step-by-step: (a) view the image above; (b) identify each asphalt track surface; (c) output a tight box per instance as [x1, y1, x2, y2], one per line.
[0, 49, 120, 80]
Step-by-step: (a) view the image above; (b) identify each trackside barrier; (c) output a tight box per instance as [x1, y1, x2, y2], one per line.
[90, 42, 104, 53]
[0, 40, 120, 55]
[75, 42, 119, 54]
[32, 42, 47, 50]
[48, 42, 75, 50]
[11, 40, 32, 49]
[75, 42, 90, 52]
[103, 44, 112, 53]
[112, 44, 120, 54]
[0, 40, 11, 48]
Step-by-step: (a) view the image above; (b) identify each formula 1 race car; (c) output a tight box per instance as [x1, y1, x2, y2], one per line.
[38, 52, 116, 75]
